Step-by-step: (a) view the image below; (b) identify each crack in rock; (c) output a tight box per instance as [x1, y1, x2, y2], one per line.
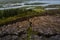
[37, 32, 60, 38]
[0, 31, 26, 38]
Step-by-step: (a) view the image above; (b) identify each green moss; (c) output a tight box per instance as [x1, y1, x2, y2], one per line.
[0, 7, 45, 25]
[0, 7, 60, 25]
[33, 9, 45, 13]
[27, 27, 32, 40]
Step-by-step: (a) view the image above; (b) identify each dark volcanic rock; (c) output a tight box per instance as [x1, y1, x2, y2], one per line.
[0, 21, 30, 40]
[0, 21, 30, 35]
[0, 15, 60, 40]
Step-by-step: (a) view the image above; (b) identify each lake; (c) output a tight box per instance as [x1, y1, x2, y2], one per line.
[0, 1, 60, 10]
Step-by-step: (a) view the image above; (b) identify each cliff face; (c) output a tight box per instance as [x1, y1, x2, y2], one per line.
[0, 15, 60, 40]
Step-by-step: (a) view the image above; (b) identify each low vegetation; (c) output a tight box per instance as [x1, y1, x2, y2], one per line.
[0, 7, 45, 25]
[0, 6, 60, 25]
[27, 27, 32, 40]
[45, 9, 60, 15]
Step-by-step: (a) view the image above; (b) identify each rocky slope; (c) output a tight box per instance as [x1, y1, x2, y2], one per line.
[0, 15, 60, 40]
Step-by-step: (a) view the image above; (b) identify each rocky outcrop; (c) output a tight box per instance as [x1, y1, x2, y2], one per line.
[0, 15, 60, 40]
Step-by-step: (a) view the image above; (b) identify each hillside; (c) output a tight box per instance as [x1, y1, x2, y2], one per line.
[0, 8, 60, 40]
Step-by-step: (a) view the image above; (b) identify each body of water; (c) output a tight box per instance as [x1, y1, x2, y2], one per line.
[0, 1, 60, 10]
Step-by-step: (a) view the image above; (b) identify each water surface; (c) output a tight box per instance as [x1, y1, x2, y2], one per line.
[0, 1, 60, 10]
